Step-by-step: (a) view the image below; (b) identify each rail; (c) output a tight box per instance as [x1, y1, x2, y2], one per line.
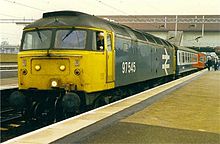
[0, 108, 22, 124]
[0, 65, 18, 73]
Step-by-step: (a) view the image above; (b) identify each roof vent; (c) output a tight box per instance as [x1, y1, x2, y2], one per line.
[43, 11, 87, 18]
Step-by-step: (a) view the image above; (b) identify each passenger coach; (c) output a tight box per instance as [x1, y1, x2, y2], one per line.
[176, 46, 199, 75]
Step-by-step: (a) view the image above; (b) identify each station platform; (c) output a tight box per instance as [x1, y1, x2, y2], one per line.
[0, 77, 18, 90]
[78, 70, 220, 144]
[3, 70, 220, 144]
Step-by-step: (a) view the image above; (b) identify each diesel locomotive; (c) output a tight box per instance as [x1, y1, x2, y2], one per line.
[10, 11, 204, 119]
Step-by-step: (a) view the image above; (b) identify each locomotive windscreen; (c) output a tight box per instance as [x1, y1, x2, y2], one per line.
[21, 28, 105, 51]
[22, 30, 52, 50]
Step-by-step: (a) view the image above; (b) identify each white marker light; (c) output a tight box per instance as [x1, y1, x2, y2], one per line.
[60, 65, 66, 71]
[51, 80, 58, 87]
[35, 65, 41, 71]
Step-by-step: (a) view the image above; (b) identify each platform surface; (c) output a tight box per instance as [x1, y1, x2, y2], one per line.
[0, 77, 18, 90]
[60, 71, 220, 144]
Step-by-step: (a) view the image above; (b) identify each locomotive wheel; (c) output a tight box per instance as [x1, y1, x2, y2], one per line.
[33, 102, 43, 120]
[109, 90, 123, 102]
[31, 97, 56, 122]
[54, 97, 63, 122]
[126, 88, 134, 96]
[93, 96, 108, 108]
[54, 96, 77, 121]
[118, 88, 128, 98]
[61, 92, 81, 119]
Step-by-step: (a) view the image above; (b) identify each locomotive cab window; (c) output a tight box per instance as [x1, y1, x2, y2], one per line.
[107, 34, 112, 51]
[96, 32, 105, 51]
[55, 29, 87, 50]
[22, 30, 52, 50]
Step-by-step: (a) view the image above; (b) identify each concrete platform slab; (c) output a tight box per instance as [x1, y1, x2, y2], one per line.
[0, 77, 18, 90]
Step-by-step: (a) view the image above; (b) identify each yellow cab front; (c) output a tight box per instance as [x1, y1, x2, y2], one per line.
[18, 27, 115, 93]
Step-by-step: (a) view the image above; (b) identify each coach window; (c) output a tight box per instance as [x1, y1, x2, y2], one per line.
[189, 54, 191, 62]
[182, 52, 185, 63]
[188, 53, 190, 62]
[186, 53, 189, 63]
[185, 52, 187, 63]
[96, 32, 104, 51]
[107, 34, 112, 51]
[201, 56, 205, 62]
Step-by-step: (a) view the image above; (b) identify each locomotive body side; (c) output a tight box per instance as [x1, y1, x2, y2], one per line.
[113, 32, 176, 87]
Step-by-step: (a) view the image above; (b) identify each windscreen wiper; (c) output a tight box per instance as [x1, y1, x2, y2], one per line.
[35, 28, 50, 56]
[36, 28, 42, 42]
[62, 29, 74, 41]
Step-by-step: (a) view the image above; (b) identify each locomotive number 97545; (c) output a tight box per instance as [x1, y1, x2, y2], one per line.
[122, 61, 136, 74]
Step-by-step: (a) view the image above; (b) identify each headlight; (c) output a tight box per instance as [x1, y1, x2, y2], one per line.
[51, 80, 58, 87]
[59, 65, 66, 71]
[35, 65, 41, 71]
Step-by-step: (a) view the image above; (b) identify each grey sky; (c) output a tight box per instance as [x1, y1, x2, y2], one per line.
[1, 0, 220, 45]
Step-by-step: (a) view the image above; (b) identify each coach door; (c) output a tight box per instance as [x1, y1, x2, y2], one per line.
[106, 32, 114, 83]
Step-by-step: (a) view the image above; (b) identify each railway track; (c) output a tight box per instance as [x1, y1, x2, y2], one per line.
[0, 108, 24, 142]
[1, 108, 22, 124]
[0, 63, 18, 78]
[0, 88, 26, 142]
[0, 108, 49, 142]
[0, 89, 47, 142]
[0, 118, 45, 142]
[0, 63, 17, 71]
[1, 89, 75, 142]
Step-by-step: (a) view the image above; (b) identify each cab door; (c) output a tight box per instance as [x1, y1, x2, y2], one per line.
[106, 32, 114, 83]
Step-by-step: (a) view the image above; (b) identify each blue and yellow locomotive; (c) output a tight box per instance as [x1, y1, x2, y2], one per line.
[10, 11, 200, 119]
